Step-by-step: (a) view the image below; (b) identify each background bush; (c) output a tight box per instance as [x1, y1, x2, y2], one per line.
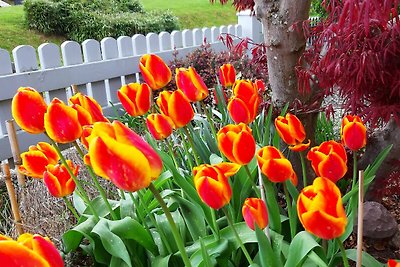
[24, 0, 180, 43]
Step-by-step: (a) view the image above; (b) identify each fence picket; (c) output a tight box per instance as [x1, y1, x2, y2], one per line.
[38, 43, 69, 103]
[182, 29, 194, 47]
[132, 34, 147, 56]
[117, 36, 136, 84]
[82, 39, 109, 107]
[61, 41, 88, 96]
[211, 26, 220, 43]
[159, 32, 172, 51]
[193, 28, 203, 46]
[171, 30, 183, 49]
[202, 28, 212, 44]
[146, 33, 160, 53]
[0, 49, 13, 75]
[101, 37, 122, 103]
[12, 45, 38, 73]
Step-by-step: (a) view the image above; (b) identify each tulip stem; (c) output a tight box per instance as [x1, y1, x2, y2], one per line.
[183, 126, 201, 166]
[253, 119, 262, 144]
[210, 207, 220, 240]
[63, 196, 80, 220]
[166, 138, 179, 169]
[178, 130, 194, 170]
[201, 101, 220, 152]
[299, 151, 308, 187]
[336, 238, 350, 267]
[129, 191, 171, 254]
[73, 141, 118, 220]
[46, 135, 99, 221]
[244, 165, 261, 198]
[283, 183, 296, 240]
[352, 152, 358, 190]
[222, 207, 253, 265]
[148, 183, 192, 267]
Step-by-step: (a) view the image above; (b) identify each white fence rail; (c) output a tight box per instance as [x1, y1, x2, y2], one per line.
[0, 25, 243, 161]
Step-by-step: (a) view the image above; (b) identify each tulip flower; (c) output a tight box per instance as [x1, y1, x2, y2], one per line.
[256, 146, 297, 185]
[146, 113, 174, 140]
[388, 259, 400, 267]
[254, 79, 266, 93]
[307, 140, 348, 183]
[11, 87, 47, 134]
[19, 142, 59, 178]
[84, 120, 162, 192]
[341, 115, 367, 151]
[193, 162, 240, 209]
[117, 83, 152, 117]
[275, 113, 310, 151]
[0, 233, 64, 267]
[43, 160, 77, 198]
[44, 98, 82, 143]
[297, 177, 347, 240]
[227, 80, 260, 124]
[217, 123, 256, 165]
[156, 90, 194, 128]
[139, 54, 172, 90]
[176, 67, 209, 102]
[69, 92, 109, 125]
[242, 198, 269, 230]
[219, 63, 236, 87]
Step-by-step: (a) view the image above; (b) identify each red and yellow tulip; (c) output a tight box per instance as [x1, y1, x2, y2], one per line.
[217, 123, 256, 165]
[44, 98, 82, 143]
[0, 233, 64, 267]
[256, 146, 297, 185]
[307, 140, 348, 183]
[146, 113, 174, 140]
[176, 67, 208, 102]
[11, 87, 47, 134]
[139, 54, 172, 90]
[69, 92, 109, 125]
[118, 83, 152, 117]
[227, 80, 260, 124]
[388, 259, 400, 267]
[193, 162, 240, 209]
[156, 90, 194, 128]
[242, 198, 269, 230]
[84, 120, 162, 192]
[275, 113, 310, 151]
[43, 160, 77, 198]
[341, 115, 367, 151]
[297, 177, 347, 240]
[19, 142, 59, 179]
[219, 64, 236, 88]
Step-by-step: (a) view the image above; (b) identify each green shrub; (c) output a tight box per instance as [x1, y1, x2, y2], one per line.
[23, 0, 179, 42]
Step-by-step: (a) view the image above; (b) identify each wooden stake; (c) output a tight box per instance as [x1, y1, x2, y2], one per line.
[356, 170, 364, 267]
[71, 84, 79, 95]
[1, 161, 24, 235]
[6, 120, 25, 187]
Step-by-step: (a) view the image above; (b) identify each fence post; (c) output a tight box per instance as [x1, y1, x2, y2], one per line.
[236, 10, 263, 43]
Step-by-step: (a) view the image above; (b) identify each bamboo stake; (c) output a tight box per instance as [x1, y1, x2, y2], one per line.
[356, 170, 364, 267]
[2, 161, 24, 235]
[6, 120, 25, 187]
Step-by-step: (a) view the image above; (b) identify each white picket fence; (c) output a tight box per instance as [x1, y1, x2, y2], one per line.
[0, 25, 243, 161]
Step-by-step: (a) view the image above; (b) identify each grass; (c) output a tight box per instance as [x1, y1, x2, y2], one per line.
[0, 1, 237, 52]
[140, 0, 237, 29]
[0, 6, 66, 52]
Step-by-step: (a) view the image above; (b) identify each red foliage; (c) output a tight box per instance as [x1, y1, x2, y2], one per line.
[209, 0, 255, 11]
[298, 0, 400, 126]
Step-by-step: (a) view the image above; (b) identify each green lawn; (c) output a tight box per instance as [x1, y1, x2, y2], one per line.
[140, 0, 237, 29]
[0, 6, 66, 52]
[0, 1, 238, 52]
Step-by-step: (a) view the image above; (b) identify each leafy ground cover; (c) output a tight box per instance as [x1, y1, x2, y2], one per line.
[0, 1, 237, 52]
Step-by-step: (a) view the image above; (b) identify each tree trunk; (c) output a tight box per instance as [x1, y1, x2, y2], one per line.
[254, 0, 312, 108]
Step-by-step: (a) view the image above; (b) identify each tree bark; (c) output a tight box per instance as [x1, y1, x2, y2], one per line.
[254, 0, 312, 108]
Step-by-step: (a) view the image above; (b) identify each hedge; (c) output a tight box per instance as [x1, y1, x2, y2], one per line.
[24, 0, 180, 43]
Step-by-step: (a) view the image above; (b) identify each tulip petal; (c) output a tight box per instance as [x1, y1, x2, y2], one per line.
[31, 235, 64, 267]
[317, 153, 348, 183]
[168, 91, 194, 128]
[0, 240, 49, 267]
[196, 176, 231, 210]
[228, 98, 251, 124]
[232, 131, 255, 165]
[261, 158, 294, 183]
[342, 122, 367, 151]
[19, 150, 49, 178]
[89, 136, 152, 192]
[301, 210, 347, 240]
[214, 162, 241, 177]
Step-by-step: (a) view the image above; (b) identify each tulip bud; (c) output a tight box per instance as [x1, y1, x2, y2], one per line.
[139, 54, 172, 90]
[275, 113, 310, 151]
[297, 177, 347, 240]
[227, 80, 260, 124]
[11, 87, 47, 134]
[242, 198, 269, 230]
[146, 113, 174, 140]
[156, 90, 194, 128]
[219, 64, 236, 88]
[118, 83, 152, 117]
[176, 67, 208, 102]
[341, 115, 367, 151]
[43, 160, 78, 198]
